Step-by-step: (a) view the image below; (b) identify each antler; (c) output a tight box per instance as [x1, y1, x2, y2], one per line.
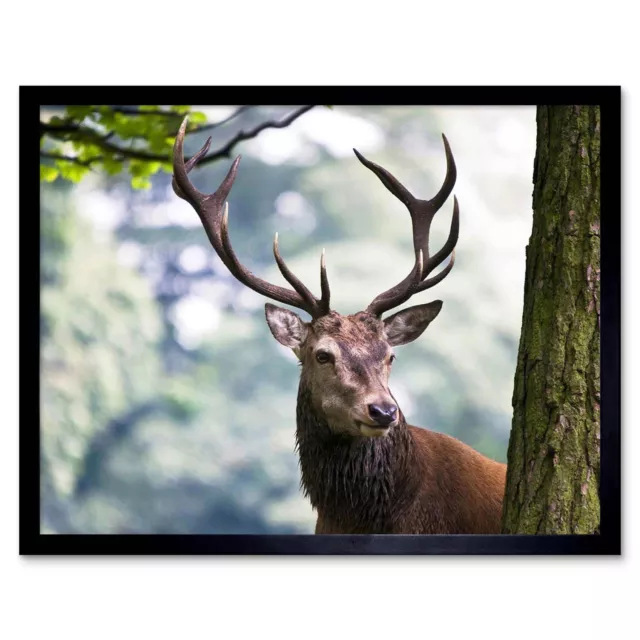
[353, 135, 459, 317]
[172, 117, 331, 318]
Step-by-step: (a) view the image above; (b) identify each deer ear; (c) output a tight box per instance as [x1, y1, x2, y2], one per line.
[383, 300, 443, 347]
[265, 303, 308, 348]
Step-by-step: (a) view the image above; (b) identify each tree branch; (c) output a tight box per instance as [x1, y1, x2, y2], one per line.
[188, 105, 315, 167]
[40, 122, 78, 135]
[111, 107, 184, 117]
[40, 105, 315, 170]
[188, 105, 255, 134]
[112, 105, 256, 132]
[40, 151, 99, 167]
[42, 122, 168, 162]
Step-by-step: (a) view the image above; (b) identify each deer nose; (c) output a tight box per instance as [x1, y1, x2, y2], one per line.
[367, 403, 398, 427]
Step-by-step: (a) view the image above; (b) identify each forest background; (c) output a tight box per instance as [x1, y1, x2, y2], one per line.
[40, 105, 536, 534]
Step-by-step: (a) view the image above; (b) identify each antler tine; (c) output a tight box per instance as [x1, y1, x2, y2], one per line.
[218, 207, 313, 310]
[172, 119, 211, 203]
[365, 249, 426, 315]
[172, 116, 330, 318]
[172, 118, 240, 273]
[352, 148, 416, 208]
[320, 249, 331, 314]
[355, 136, 459, 317]
[416, 249, 455, 292]
[428, 135, 457, 212]
[422, 195, 459, 277]
[273, 232, 320, 311]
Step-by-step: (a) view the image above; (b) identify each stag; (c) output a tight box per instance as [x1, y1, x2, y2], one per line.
[172, 117, 506, 534]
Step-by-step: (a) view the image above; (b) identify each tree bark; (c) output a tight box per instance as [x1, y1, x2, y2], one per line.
[502, 106, 600, 534]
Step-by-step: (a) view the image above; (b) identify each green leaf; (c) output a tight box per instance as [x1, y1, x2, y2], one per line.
[131, 176, 151, 190]
[78, 143, 102, 162]
[102, 156, 124, 176]
[66, 105, 94, 120]
[129, 159, 152, 178]
[40, 165, 59, 182]
[147, 132, 172, 154]
[55, 160, 89, 183]
[97, 110, 115, 128]
[113, 115, 148, 139]
[189, 111, 207, 125]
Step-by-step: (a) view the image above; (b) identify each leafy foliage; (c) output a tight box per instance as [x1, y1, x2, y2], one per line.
[40, 105, 207, 190]
[40, 206, 162, 502]
[40, 105, 313, 192]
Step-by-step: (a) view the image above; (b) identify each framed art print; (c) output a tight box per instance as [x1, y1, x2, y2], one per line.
[21, 87, 621, 554]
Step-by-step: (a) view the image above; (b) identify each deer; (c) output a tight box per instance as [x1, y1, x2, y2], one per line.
[172, 117, 507, 534]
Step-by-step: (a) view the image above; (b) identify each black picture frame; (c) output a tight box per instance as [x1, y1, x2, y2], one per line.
[22, 86, 621, 555]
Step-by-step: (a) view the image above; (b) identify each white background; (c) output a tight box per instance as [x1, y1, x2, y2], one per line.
[1, 2, 637, 639]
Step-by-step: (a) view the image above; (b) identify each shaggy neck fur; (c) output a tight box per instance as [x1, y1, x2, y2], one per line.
[295, 383, 418, 533]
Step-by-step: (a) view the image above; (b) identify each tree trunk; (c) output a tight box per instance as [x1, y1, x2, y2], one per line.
[502, 106, 600, 534]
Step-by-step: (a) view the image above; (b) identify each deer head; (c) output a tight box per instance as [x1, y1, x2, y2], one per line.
[172, 116, 458, 439]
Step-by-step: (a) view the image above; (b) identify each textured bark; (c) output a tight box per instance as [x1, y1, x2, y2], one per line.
[502, 106, 600, 534]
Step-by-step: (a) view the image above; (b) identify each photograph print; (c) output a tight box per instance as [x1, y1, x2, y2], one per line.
[26, 92, 619, 553]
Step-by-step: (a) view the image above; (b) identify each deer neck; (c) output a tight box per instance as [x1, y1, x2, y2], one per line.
[295, 382, 416, 533]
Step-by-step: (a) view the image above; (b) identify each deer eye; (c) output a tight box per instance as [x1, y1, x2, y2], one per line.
[389, 354, 396, 365]
[316, 350, 333, 364]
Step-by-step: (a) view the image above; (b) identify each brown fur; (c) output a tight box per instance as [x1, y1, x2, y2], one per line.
[289, 312, 507, 535]
[172, 124, 504, 532]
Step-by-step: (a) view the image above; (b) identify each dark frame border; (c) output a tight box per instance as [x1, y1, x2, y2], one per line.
[22, 86, 621, 555]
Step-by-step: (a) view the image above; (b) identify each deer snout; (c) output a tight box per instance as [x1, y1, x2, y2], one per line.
[367, 402, 398, 427]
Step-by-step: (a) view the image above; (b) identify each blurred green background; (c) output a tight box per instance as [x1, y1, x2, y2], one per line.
[40, 105, 536, 534]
